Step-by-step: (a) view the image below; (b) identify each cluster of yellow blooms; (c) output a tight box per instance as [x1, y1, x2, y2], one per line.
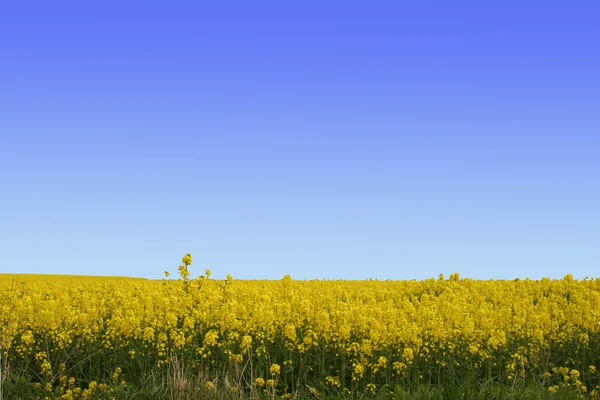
[1, 257, 600, 398]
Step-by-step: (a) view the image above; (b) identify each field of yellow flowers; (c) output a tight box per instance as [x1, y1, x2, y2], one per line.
[1, 255, 600, 399]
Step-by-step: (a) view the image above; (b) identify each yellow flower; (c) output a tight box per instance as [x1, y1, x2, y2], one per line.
[270, 363, 281, 375]
[469, 344, 479, 355]
[240, 335, 252, 351]
[182, 253, 192, 265]
[352, 363, 365, 380]
[366, 383, 377, 394]
[205, 269, 211, 277]
[255, 377, 265, 387]
[112, 367, 122, 383]
[325, 376, 341, 387]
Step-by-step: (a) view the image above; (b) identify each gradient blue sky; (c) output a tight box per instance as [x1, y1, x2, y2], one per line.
[1, 1, 599, 280]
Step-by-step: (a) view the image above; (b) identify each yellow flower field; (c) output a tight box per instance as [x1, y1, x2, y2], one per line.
[1, 258, 600, 399]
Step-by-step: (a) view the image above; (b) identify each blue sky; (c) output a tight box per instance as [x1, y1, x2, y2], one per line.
[1, 1, 599, 280]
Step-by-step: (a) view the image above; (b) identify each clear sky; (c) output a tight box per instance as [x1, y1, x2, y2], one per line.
[1, 1, 599, 280]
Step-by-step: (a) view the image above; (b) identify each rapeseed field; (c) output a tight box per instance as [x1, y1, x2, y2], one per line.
[1, 255, 599, 399]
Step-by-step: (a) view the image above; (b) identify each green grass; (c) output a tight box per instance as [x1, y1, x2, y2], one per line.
[2, 368, 586, 400]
